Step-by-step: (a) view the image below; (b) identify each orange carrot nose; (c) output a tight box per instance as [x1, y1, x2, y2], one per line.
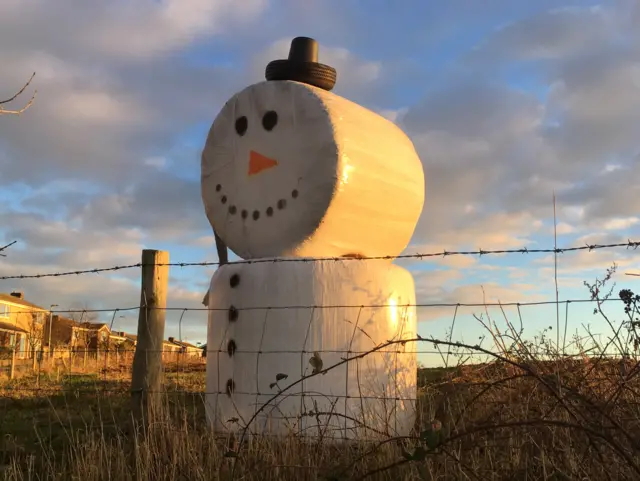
[248, 150, 278, 176]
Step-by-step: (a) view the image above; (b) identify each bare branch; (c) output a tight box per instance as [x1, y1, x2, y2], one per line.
[0, 240, 17, 257]
[0, 72, 37, 115]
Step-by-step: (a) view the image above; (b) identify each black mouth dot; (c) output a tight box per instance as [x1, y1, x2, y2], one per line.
[277, 199, 287, 210]
[221, 195, 227, 204]
[266, 207, 274, 216]
[216, 184, 222, 192]
[252, 210, 260, 220]
[229, 205, 237, 214]
[291, 189, 298, 198]
[241, 210, 248, 219]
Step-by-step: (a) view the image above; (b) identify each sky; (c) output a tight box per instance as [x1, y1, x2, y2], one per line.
[1, 0, 640, 366]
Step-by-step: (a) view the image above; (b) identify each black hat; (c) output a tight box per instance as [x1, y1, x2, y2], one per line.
[265, 37, 337, 91]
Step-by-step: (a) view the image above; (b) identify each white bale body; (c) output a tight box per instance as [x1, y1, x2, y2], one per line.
[201, 80, 425, 260]
[205, 259, 417, 439]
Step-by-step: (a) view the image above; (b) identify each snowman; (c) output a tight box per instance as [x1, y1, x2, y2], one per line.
[201, 37, 425, 439]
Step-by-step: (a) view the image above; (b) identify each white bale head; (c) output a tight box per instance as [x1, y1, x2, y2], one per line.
[205, 258, 418, 440]
[201, 80, 425, 260]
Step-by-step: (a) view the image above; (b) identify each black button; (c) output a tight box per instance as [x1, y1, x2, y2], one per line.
[227, 340, 237, 357]
[226, 378, 235, 396]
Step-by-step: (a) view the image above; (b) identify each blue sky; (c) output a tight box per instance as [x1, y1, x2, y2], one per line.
[1, 0, 640, 366]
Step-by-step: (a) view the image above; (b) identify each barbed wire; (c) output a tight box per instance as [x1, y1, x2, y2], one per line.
[0, 296, 631, 317]
[1, 239, 639, 280]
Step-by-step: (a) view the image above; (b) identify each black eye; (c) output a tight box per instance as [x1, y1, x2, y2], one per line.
[262, 111, 278, 131]
[235, 116, 248, 136]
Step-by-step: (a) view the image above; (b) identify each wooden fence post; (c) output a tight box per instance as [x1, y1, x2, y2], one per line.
[131, 249, 169, 426]
[9, 347, 15, 380]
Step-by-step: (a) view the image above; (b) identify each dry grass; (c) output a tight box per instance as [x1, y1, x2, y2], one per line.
[2, 268, 640, 480]
[3, 355, 640, 480]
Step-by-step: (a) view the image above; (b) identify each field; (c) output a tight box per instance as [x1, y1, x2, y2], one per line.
[1, 274, 640, 480]
[2, 349, 640, 481]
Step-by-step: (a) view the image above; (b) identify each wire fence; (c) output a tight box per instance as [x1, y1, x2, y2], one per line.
[1, 239, 639, 385]
[0, 239, 638, 280]
[1, 240, 640, 479]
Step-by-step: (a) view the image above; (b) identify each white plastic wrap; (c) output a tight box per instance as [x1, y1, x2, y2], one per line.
[201, 80, 425, 260]
[205, 259, 417, 439]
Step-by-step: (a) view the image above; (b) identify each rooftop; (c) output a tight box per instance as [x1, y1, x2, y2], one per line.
[0, 293, 48, 311]
[77, 322, 109, 331]
[0, 321, 26, 333]
[169, 338, 203, 349]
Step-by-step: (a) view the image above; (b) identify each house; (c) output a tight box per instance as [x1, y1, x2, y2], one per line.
[121, 332, 137, 348]
[167, 337, 204, 357]
[162, 339, 182, 360]
[78, 322, 110, 349]
[0, 321, 26, 357]
[44, 315, 111, 352]
[0, 291, 49, 358]
[108, 330, 129, 347]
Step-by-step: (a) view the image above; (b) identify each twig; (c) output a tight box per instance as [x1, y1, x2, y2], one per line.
[0, 240, 16, 257]
[229, 336, 586, 480]
[0, 72, 37, 115]
[355, 419, 640, 480]
[553, 193, 562, 355]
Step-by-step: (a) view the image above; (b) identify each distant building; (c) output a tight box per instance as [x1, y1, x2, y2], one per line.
[0, 291, 49, 358]
[167, 337, 204, 357]
[44, 315, 111, 351]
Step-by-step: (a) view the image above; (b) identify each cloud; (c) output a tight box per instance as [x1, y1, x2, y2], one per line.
[603, 217, 640, 231]
[0, 0, 269, 61]
[467, 6, 618, 63]
[413, 269, 548, 322]
[0, 0, 267, 188]
[94, 0, 268, 59]
[398, 3, 640, 256]
[68, 171, 208, 240]
[556, 222, 577, 235]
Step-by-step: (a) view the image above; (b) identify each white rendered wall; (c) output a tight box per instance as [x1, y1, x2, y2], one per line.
[205, 259, 417, 439]
[201, 80, 425, 260]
